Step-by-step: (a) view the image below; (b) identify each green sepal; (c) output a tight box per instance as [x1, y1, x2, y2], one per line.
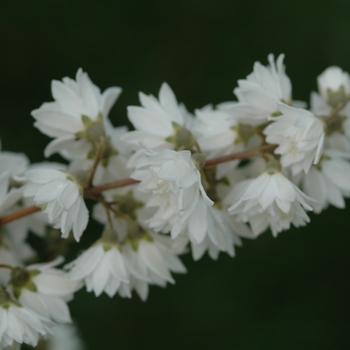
[81, 114, 93, 126]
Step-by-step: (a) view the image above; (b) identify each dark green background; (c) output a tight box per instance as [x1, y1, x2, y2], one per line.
[2, 1, 350, 349]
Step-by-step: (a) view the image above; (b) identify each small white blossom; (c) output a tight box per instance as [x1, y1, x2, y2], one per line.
[122, 232, 187, 301]
[264, 103, 325, 175]
[191, 107, 245, 179]
[131, 148, 213, 244]
[302, 151, 350, 213]
[8, 257, 81, 324]
[230, 54, 292, 126]
[37, 323, 85, 350]
[228, 169, 314, 237]
[190, 205, 252, 261]
[0, 287, 53, 348]
[66, 235, 129, 297]
[317, 66, 350, 106]
[31, 69, 122, 159]
[121, 83, 193, 168]
[21, 169, 89, 242]
[0, 172, 34, 285]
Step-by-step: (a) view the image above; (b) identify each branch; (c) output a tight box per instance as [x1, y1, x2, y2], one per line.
[0, 206, 41, 225]
[0, 144, 277, 225]
[204, 144, 277, 167]
[85, 178, 139, 196]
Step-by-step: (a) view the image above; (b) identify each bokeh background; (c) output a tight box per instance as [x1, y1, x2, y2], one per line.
[2, 0, 350, 349]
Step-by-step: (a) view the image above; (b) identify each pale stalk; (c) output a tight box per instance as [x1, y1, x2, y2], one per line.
[0, 144, 277, 225]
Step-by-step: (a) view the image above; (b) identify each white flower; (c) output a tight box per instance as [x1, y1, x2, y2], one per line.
[191, 107, 245, 179]
[264, 103, 325, 175]
[131, 148, 213, 244]
[31, 68, 122, 159]
[39, 323, 85, 350]
[66, 235, 129, 297]
[302, 151, 350, 213]
[121, 83, 193, 168]
[0, 172, 34, 285]
[190, 205, 253, 261]
[0, 287, 52, 348]
[8, 257, 81, 324]
[228, 169, 314, 237]
[230, 54, 292, 126]
[317, 66, 350, 106]
[0, 149, 29, 178]
[122, 232, 187, 301]
[21, 168, 89, 242]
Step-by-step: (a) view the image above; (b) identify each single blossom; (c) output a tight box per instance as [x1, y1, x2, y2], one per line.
[191, 107, 245, 179]
[0, 287, 53, 348]
[121, 231, 187, 301]
[0, 171, 34, 285]
[228, 54, 292, 126]
[31, 68, 122, 159]
[228, 168, 314, 237]
[317, 66, 350, 106]
[66, 232, 129, 298]
[302, 150, 350, 213]
[131, 148, 213, 244]
[21, 168, 89, 242]
[8, 257, 81, 324]
[264, 103, 325, 175]
[121, 83, 193, 168]
[34, 323, 85, 350]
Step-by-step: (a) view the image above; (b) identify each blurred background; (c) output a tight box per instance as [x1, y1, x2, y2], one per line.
[1, 0, 350, 349]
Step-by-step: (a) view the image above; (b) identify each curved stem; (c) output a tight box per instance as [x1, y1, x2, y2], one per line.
[0, 264, 15, 271]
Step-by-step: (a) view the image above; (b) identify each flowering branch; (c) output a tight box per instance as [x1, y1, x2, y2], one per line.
[0, 144, 278, 226]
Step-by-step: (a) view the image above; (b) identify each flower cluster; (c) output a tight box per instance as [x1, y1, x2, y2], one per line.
[0, 55, 350, 348]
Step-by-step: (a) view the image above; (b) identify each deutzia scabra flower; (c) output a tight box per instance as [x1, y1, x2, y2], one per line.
[227, 54, 292, 126]
[190, 204, 252, 261]
[191, 107, 245, 179]
[0, 286, 52, 348]
[31, 68, 122, 159]
[121, 83, 194, 167]
[66, 229, 129, 297]
[131, 148, 214, 244]
[317, 66, 350, 107]
[264, 103, 325, 175]
[0, 172, 34, 285]
[228, 162, 314, 237]
[8, 257, 81, 324]
[121, 231, 187, 301]
[21, 168, 89, 242]
[302, 150, 350, 213]
[35, 323, 85, 350]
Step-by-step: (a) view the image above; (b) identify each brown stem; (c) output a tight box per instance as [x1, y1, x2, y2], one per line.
[0, 264, 15, 271]
[0, 206, 41, 225]
[0, 144, 277, 226]
[85, 178, 139, 196]
[204, 144, 277, 167]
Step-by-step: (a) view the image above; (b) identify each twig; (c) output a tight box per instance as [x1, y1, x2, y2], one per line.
[0, 206, 41, 225]
[204, 144, 277, 167]
[85, 178, 139, 196]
